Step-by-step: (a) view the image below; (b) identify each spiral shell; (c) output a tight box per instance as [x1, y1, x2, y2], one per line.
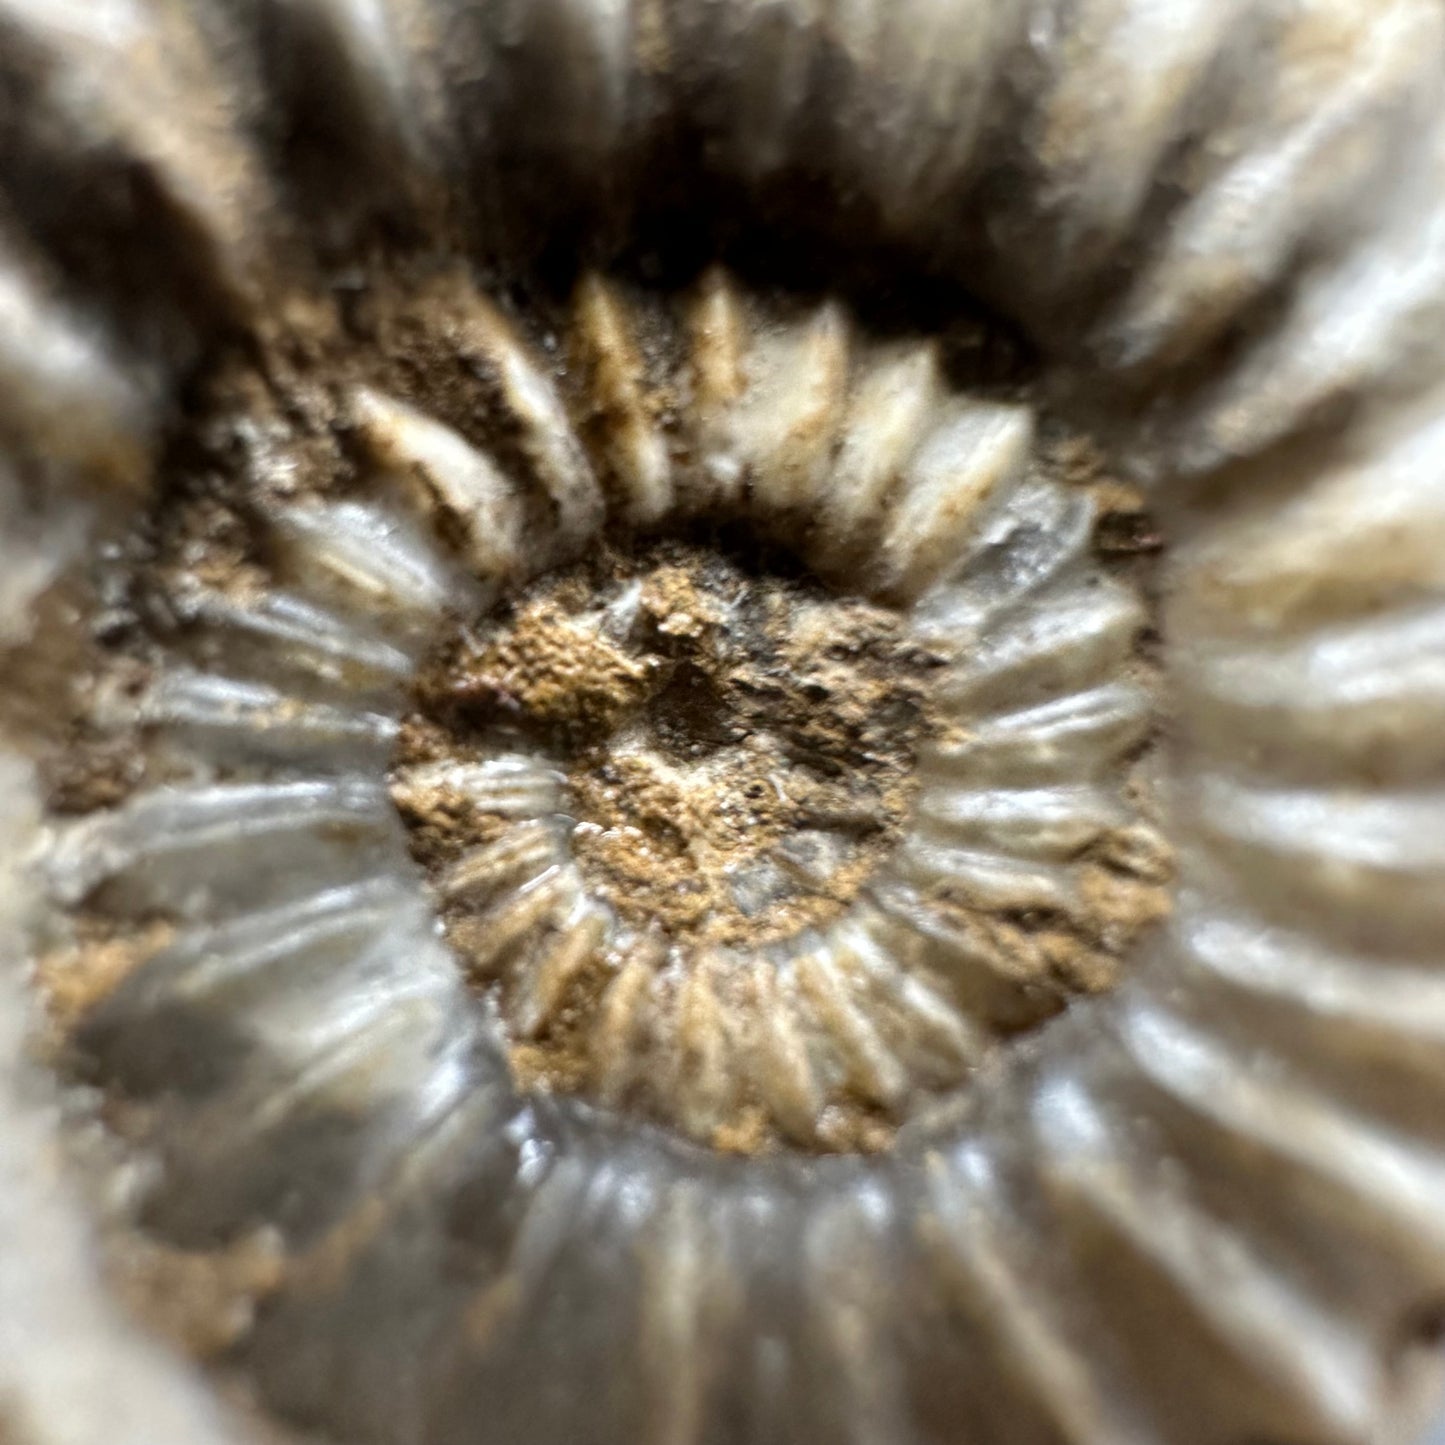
[2, 4, 1445, 1445]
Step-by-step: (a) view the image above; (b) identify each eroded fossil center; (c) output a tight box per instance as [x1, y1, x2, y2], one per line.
[390, 538, 944, 1144]
[383, 514, 1171, 1154]
[396, 539, 938, 941]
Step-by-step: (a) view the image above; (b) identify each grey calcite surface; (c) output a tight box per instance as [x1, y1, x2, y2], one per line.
[0, 3, 1444, 1445]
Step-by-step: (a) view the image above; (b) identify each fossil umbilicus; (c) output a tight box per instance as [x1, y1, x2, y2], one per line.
[2, 4, 1445, 1445]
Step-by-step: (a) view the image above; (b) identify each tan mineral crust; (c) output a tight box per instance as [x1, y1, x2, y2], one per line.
[390, 533, 1170, 1154]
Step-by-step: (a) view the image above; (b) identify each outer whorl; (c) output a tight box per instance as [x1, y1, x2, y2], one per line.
[1, 4, 1445, 1445]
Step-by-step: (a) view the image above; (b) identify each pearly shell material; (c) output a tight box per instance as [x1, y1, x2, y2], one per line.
[0, 4, 1444, 1445]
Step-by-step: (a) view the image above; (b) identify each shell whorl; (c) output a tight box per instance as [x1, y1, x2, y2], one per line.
[36, 264, 1168, 1161]
[1, 5, 1444, 1445]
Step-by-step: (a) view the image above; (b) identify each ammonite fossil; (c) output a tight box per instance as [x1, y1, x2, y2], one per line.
[2, 3, 1444, 1444]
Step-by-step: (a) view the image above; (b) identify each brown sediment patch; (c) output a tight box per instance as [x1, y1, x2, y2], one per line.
[396, 536, 942, 952]
[389, 527, 1174, 1154]
[32, 917, 177, 1043]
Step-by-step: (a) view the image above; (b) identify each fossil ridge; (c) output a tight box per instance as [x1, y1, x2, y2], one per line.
[1, 4, 1444, 1445]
